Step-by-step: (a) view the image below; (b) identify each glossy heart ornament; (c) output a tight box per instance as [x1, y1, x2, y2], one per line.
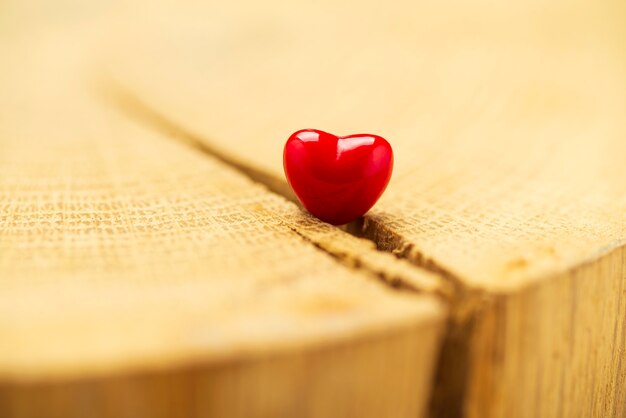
[283, 129, 393, 225]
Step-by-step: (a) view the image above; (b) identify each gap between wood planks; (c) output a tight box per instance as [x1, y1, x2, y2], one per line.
[98, 81, 484, 306]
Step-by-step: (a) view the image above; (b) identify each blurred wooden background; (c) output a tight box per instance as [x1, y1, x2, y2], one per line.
[0, 0, 625, 417]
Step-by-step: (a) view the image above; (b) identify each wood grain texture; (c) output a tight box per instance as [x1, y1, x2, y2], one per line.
[0, 17, 446, 418]
[461, 247, 626, 418]
[103, 0, 626, 416]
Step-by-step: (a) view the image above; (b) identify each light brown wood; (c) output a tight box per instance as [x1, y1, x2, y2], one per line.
[0, 15, 446, 418]
[103, 0, 626, 416]
[460, 248, 626, 418]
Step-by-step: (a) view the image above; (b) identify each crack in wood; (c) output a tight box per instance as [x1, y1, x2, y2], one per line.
[100, 80, 456, 300]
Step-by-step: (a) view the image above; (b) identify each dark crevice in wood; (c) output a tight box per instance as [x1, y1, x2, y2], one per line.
[284, 222, 432, 295]
[100, 80, 298, 204]
[346, 216, 468, 294]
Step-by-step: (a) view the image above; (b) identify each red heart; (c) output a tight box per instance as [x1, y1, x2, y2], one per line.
[283, 129, 393, 225]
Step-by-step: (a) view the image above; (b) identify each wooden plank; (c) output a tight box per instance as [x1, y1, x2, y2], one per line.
[0, 22, 446, 418]
[104, 0, 626, 416]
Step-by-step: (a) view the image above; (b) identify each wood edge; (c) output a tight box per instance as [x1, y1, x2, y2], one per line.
[0, 307, 447, 418]
[431, 243, 626, 417]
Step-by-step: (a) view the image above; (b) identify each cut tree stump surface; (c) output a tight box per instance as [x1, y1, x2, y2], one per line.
[103, 0, 626, 417]
[1, 0, 625, 417]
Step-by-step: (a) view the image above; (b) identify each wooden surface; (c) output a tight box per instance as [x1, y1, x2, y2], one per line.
[101, 0, 626, 416]
[1, 0, 625, 417]
[0, 12, 446, 418]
